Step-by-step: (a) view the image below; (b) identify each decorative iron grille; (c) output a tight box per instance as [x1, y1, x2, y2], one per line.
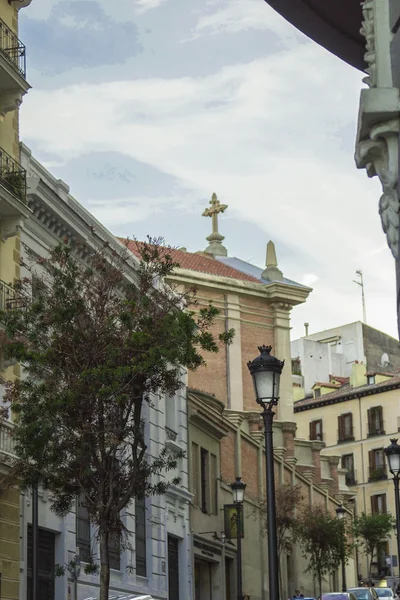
[0, 279, 26, 311]
[0, 147, 26, 201]
[0, 17, 26, 78]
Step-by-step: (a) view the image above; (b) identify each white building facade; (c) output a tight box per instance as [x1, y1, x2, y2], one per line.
[17, 143, 193, 600]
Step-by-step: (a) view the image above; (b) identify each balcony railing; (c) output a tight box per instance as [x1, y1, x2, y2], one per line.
[337, 427, 355, 443]
[0, 419, 15, 459]
[368, 466, 387, 482]
[345, 470, 357, 486]
[368, 421, 386, 437]
[0, 147, 26, 202]
[0, 17, 26, 78]
[0, 279, 26, 311]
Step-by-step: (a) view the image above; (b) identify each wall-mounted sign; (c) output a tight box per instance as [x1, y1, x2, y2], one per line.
[224, 504, 244, 539]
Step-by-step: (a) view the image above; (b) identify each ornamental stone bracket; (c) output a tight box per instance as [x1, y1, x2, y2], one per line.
[0, 91, 23, 118]
[0, 216, 23, 241]
[356, 0, 400, 259]
[356, 114, 400, 257]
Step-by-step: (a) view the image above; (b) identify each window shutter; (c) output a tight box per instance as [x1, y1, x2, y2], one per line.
[309, 421, 315, 440]
[191, 443, 199, 506]
[367, 408, 373, 434]
[371, 495, 377, 514]
[382, 494, 387, 514]
[369, 449, 375, 471]
[338, 415, 344, 440]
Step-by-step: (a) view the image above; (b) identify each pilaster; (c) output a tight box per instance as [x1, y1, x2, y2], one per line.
[270, 302, 293, 422]
[226, 293, 243, 411]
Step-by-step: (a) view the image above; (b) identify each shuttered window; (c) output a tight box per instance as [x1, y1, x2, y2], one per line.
[338, 413, 353, 442]
[191, 443, 199, 506]
[210, 453, 218, 515]
[371, 493, 387, 514]
[309, 419, 323, 441]
[135, 496, 147, 577]
[367, 406, 384, 436]
[76, 494, 91, 563]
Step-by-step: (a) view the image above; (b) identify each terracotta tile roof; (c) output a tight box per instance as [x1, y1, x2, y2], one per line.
[294, 376, 400, 410]
[329, 375, 350, 385]
[312, 382, 342, 389]
[120, 239, 260, 283]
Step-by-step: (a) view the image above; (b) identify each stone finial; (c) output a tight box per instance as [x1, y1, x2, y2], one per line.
[202, 193, 228, 257]
[261, 241, 283, 281]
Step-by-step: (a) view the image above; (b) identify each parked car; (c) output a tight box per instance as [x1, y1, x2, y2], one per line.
[321, 593, 357, 600]
[375, 588, 396, 600]
[347, 587, 379, 600]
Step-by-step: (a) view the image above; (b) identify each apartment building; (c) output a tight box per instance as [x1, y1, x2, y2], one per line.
[295, 362, 400, 581]
[0, 1, 32, 599]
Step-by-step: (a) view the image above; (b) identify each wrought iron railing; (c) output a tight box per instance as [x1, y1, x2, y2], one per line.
[368, 421, 386, 437]
[345, 470, 357, 486]
[0, 17, 26, 78]
[0, 419, 15, 458]
[0, 147, 26, 202]
[368, 465, 387, 481]
[0, 279, 26, 311]
[337, 426, 355, 443]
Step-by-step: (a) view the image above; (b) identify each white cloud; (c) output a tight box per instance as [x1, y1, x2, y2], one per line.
[20, 37, 398, 339]
[134, 0, 168, 14]
[187, 0, 303, 42]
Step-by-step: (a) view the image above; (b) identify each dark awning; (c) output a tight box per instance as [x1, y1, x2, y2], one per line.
[264, 0, 365, 72]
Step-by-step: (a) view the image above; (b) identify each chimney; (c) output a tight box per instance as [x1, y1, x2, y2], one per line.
[304, 323, 309, 336]
[350, 362, 366, 388]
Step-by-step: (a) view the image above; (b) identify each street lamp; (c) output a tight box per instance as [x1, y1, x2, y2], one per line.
[230, 476, 246, 600]
[335, 504, 347, 592]
[384, 438, 400, 576]
[247, 345, 284, 600]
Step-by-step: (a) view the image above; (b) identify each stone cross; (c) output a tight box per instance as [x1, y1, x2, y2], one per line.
[202, 193, 228, 257]
[202, 193, 228, 235]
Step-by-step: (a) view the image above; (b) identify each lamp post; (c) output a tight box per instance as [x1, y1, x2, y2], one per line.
[384, 439, 400, 576]
[247, 345, 284, 600]
[230, 476, 246, 600]
[336, 504, 347, 592]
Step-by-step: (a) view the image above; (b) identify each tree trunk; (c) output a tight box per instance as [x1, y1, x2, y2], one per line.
[99, 526, 110, 600]
[368, 551, 373, 585]
[318, 573, 322, 599]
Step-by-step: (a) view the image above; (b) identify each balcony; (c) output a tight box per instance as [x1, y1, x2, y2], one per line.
[368, 421, 386, 437]
[368, 466, 387, 482]
[0, 17, 30, 116]
[0, 147, 26, 203]
[337, 427, 355, 443]
[345, 470, 357, 486]
[0, 279, 26, 311]
[0, 419, 15, 471]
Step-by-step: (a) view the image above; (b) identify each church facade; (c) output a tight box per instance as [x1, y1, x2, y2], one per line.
[125, 195, 358, 600]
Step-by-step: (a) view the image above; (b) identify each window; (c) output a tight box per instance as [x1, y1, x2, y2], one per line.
[368, 406, 385, 436]
[342, 454, 356, 485]
[338, 413, 354, 442]
[309, 419, 323, 441]
[192, 445, 217, 515]
[76, 494, 91, 562]
[109, 533, 120, 570]
[200, 448, 209, 513]
[368, 449, 387, 481]
[191, 442, 199, 506]
[371, 493, 387, 514]
[314, 388, 321, 398]
[367, 375, 376, 385]
[135, 496, 146, 577]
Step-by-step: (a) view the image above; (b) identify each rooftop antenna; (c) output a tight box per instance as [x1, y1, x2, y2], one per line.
[353, 270, 367, 324]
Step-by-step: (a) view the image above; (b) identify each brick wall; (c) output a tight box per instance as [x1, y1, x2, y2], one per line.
[220, 431, 236, 484]
[241, 438, 259, 501]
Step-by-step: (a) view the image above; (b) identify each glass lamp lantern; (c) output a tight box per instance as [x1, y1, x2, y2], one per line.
[230, 476, 246, 504]
[384, 439, 400, 477]
[247, 345, 284, 408]
[335, 504, 345, 520]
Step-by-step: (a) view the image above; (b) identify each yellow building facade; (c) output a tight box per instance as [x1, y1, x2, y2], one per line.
[0, 1, 32, 598]
[295, 363, 400, 582]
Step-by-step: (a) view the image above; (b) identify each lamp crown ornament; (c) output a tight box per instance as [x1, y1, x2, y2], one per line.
[384, 438, 400, 477]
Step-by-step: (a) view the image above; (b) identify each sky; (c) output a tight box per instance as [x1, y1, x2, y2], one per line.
[18, 0, 398, 342]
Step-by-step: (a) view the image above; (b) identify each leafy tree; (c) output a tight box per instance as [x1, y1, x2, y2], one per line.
[0, 238, 233, 600]
[353, 512, 395, 583]
[264, 484, 303, 592]
[295, 505, 352, 597]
